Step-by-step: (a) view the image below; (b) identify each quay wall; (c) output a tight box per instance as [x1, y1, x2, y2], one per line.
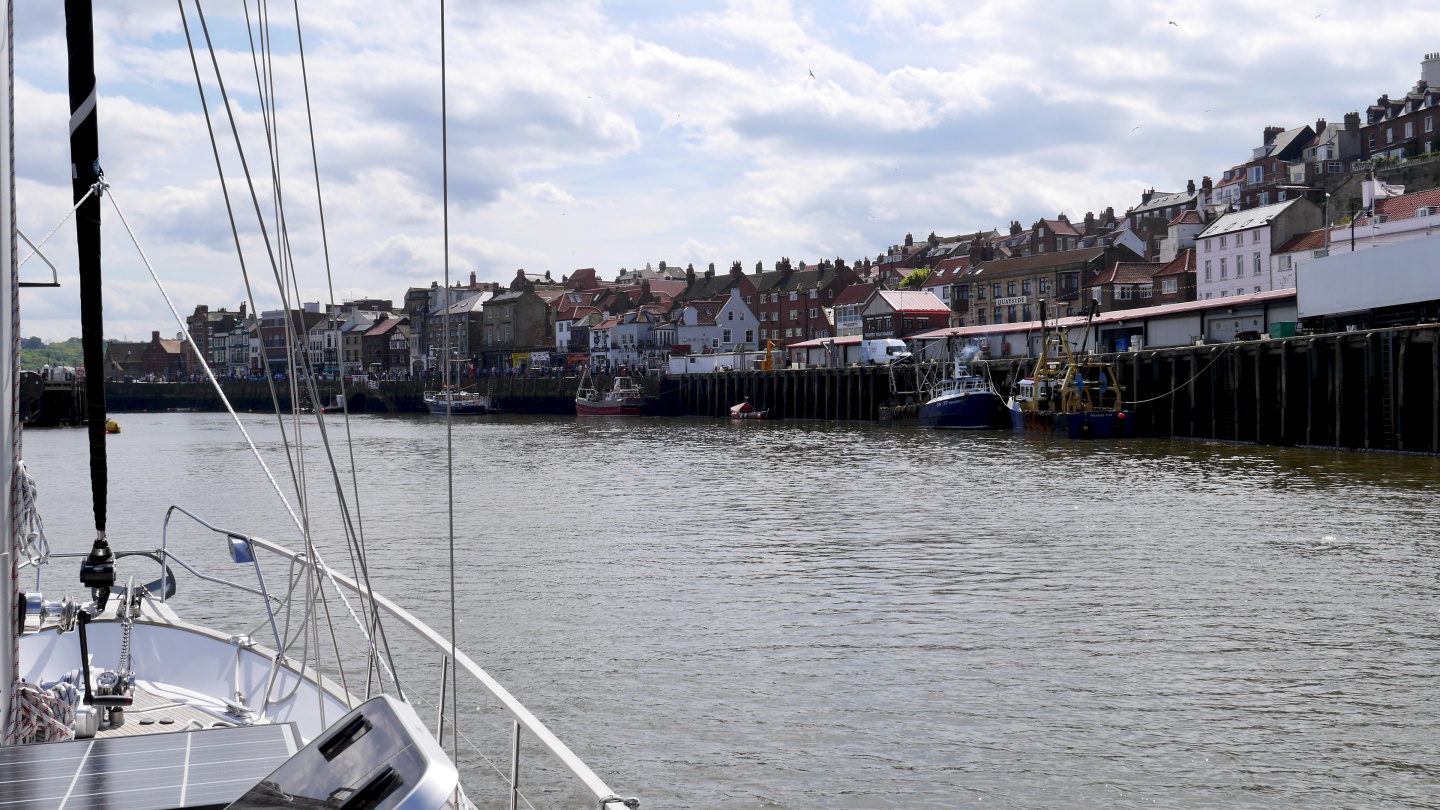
[663, 325, 1440, 453]
[101, 326, 1440, 453]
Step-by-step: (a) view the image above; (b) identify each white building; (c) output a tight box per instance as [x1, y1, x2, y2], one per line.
[1195, 198, 1322, 300]
[1157, 209, 1207, 263]
[674, 289, 758, 353]
[1276, 184, 1440, 283]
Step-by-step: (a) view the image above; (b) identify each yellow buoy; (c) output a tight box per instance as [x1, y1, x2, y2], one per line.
[105, 420, 120, 434]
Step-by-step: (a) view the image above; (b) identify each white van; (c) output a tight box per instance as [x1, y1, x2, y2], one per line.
[860, 338, 911, 365]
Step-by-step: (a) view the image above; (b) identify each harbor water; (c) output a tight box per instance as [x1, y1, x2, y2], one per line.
[21, 413, 1440, 808]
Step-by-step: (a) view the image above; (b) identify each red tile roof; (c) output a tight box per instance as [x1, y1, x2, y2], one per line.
[1152, 248, 1195, 278]
[1090, 261, 1162, 286]
[832, 282, 876, 307]
[1371, 188, 1440, 223]
[1274, 228, 1328, 254]
[874, 290, 950, 314]
[1168, 209, 1204, 226]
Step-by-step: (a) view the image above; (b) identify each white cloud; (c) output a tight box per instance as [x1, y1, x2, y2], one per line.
[7, 0, 1439, 340]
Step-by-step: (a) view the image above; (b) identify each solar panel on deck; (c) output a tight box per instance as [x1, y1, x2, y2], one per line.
[0, 723, 299, 810]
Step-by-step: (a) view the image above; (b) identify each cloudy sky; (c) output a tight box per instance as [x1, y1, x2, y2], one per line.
[10, 0, 1439, 340]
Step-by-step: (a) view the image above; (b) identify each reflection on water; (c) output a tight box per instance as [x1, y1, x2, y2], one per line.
[22, 413, 1440, 808]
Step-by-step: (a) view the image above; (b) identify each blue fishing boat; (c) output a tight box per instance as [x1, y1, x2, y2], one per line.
[918, 363, 1011, 429]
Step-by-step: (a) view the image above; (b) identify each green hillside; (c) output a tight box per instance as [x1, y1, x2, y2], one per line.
[20, 337, 85, 370]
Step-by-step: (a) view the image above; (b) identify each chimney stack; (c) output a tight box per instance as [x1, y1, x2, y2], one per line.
[152, 330, 161, 342]
[1263, 125, 1284, 145]
[1186, 178, 1196, 194]
[904, 233, 914, 248]
[1344, 112, 1360, 131]
[1315, 118, 1327, 134]
[1423, 52, 1440, 88]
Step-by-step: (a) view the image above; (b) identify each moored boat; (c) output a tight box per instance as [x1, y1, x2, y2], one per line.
[729, 399, 768, 419]
[917, 363, 1010, 429]
[424, 387, 492, 415]
[575, 371, 644, 416]
[1008, 302, 1134, 439]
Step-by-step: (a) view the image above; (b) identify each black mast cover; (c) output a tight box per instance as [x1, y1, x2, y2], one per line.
[65, 0, 105, 537]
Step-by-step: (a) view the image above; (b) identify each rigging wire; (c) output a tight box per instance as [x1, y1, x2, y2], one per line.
[186, 0, 405, 699]
[174, 0, 400, 694]
[238, 0, 389, 699]
[291, 0, 374, 709]
[441, 0, 459, 765]
[103, 178, 397, 695]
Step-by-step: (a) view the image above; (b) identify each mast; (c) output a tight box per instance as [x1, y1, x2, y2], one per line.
[64, 0, 107, 550]
[1, 0, 18, 738]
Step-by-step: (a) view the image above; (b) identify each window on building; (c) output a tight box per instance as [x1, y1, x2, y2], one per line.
[1235, 255, 1245, 276]
[1022, 304, 1032, 321]
[1253, 253, 1261, 274]
[789, 291, 798, 301]
[1258, 192, 1270, 206]
[1039, 278, 1050, 293]
[976, 285, 986, 300]
[722, 329, 731, 343]
[712, 338, 720, 347]
[1426, 116, 1435, 133]
[1405, 122, 1415, 138]
[978, 310, 987, 325]
[1220, 290, 1228, 298]
[809, 308, 817, 318]
[1368, 133, 1376, 149]
[1116, 285, 1132, 300]
[1162, 279, 1178, 294]
[1021, 279, 1032, 295]
[1249, 166, 1263, 184]
[727, 310, 734, 320]
[1219, 234, 1227, 248]
[1204, 238, 1212, 253]
[992, 283, 1002, 298]
[1254, 286, 1262, 294]
[745, 330, 754, 343]
[1220, 258, 1227, 279]
[1007, 306, 1017, 322]
[1328, 161, 1342, 173]
[959, 285, 970, 301]
[993, 307, 1003, 323]
[1387, 127, 1395, 144]
[903, 318, 913, 331]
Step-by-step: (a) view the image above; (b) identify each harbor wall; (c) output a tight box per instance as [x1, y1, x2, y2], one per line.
[663, 325, 1440, 453]
[99, 326, 1440, 453]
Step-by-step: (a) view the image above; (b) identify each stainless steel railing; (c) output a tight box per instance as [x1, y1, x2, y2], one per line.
[37, 505, 639, 810]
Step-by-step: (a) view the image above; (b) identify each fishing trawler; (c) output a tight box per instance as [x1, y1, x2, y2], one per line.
[917, 363, 1009, 429]
[1008, 302, 1134, 439]
[0, 4, 638, 809]
[424, 387, 492, 415]
[575, 370, 644, 416]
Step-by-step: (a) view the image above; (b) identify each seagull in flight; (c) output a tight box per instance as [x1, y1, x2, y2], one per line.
[1132, 125, 1142, 131]
[1314, 12, 1322, 17]
[1168, 20, 1177, 26]
[809, 69, 816, 79]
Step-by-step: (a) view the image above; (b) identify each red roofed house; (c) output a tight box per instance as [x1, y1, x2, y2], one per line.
[1086, 262, 1162, 313]
[141, 330, 187, 380]
[1151, 249, 1197, 306]
[861, 290, 950, 339]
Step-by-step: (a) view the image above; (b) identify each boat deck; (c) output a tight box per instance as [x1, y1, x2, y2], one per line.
[96, 685, 239, 739]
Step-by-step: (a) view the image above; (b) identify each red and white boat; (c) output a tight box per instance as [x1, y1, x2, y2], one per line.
[729, 399, 769, 419]
[575, 371, 644, 416]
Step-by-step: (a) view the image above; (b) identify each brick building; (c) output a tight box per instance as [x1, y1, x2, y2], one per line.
[861, 290, 950, 339]
[1362, 53, 1440, 160]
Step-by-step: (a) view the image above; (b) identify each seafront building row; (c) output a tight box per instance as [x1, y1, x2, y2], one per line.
[107, 54, 1440, 381]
